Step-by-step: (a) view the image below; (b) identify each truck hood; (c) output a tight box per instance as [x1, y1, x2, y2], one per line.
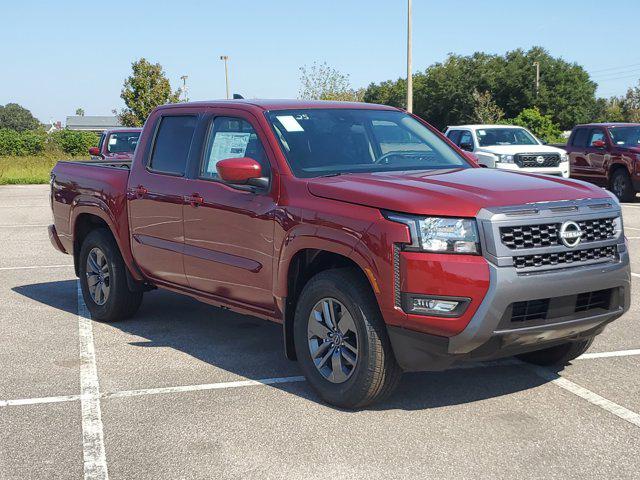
[476, 144, 565, 155]
[306, 168, 610, 217]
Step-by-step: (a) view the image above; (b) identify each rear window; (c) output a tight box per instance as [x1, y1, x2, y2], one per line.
[149, 116, 197, 175]
[571, 128, 589, 148]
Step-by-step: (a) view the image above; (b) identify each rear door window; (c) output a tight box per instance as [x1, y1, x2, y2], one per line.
[149, 116, 198, 175]
[571, 128, 589, 148]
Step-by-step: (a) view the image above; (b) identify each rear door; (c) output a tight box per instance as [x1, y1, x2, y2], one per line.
[127, 113, 199, 287]
[568, 127, 590, 179]
[182, 109, 278, 315]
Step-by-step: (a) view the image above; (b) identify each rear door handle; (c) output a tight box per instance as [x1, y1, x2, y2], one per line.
[135, 185, 148, 198]
[186, 193, 204, 207]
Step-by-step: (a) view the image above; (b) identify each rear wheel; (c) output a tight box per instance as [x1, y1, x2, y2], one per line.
[516, 338, 593, 366]
[79, 229, 143, 321]
[610, 168, 635, 202]
[293, 268, 401, 409]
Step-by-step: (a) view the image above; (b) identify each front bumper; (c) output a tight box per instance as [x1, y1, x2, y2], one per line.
[389, 250, 631, 372]
[495, 162, 570, 178]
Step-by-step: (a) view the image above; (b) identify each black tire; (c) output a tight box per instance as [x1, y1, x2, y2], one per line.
[293, 268, 401, 409]
[79, 229, 143, 322]
[516, 338, 593, 366]
[610, 168, 635, 202]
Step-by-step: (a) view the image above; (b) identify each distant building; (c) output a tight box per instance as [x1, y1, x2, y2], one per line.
[65, 115, 121, 132]
[43, 121, 62, 134]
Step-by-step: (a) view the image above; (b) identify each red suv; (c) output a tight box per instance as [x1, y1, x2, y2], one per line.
[565, 123, 640, 202]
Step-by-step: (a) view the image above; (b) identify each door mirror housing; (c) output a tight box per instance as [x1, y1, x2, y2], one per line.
[591, 139, 606, 149]
[88, 147, 100, 156]
[459, 142, 474, 152]
[216, 157, 267, 187]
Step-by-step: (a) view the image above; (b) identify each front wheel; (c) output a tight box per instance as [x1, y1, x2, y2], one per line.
[516, 338, 593, 366]
[293, 268, 401, 409]
[79, 229, 143, 322]
[610, 169, 635, 202]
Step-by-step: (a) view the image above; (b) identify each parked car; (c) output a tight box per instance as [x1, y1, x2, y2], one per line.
[565, 123, 640, 202]
[88, 128, 142, 160]
[445, 124, 570, 177]
[49, 100, 630, 408]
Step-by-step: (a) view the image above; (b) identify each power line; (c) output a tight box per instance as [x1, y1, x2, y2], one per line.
[594, 73, 640, 83]
[591, 68, 640, 80]
[588, 61, 640, 74]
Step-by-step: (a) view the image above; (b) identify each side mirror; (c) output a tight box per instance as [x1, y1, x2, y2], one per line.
[592, 139, 606, 149]
[216, 157, 267, 188]
[459, 142, 473, 152]
[88, 147, 100, 156]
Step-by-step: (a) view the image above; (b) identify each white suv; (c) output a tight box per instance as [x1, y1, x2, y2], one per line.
[444, 124, 569, 178]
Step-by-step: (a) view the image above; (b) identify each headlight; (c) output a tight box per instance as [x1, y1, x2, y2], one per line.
[560, 152, 569, 162]
[385, 214, 480, 254]
[497, 154, 514, 163]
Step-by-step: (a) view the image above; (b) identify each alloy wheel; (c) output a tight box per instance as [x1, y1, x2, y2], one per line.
[86, 247, 110, 306]
[307, 298, 359, 383]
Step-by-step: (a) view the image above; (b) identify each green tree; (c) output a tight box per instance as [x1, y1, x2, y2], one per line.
[75, 108, 85, 116]
[470, 90, 504, 123]
[364, 47, 597, 130]
[298, 62, 364, 102]
[506, 107, 563, 143]
[119, 58, 180, 127]
[0, 103, 40, 131]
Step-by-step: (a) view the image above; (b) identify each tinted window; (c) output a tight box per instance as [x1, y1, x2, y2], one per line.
[446, 130, 461, 145]
[267, 109, 469, 178]
[587, 129, 606, 146]
[149, 116, 197, 174]
[476, 128, 538, 146]
[459, 131, 473, 147]
[107, 131, 140, 154]
[571, 128, 589, 147]
[201, 117, 269, 179]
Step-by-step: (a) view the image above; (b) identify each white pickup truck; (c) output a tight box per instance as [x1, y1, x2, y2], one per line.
[444, 124, 569, 178]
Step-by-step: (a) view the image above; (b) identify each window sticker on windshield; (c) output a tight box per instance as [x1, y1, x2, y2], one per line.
[477, 130, 486, 136]
[207, 132, 251, 173]
[109, 137, 117, 144]
[276, 115, 304, 132]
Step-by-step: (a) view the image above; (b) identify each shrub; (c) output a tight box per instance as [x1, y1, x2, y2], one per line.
[50, 130, 99, 155]
[0, 128, 46, 156]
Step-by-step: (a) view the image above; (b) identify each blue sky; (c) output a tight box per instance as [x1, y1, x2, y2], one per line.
[2, 0, 639, 123]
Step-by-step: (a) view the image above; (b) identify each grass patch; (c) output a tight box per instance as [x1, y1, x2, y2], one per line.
[0, 152, 88, 185]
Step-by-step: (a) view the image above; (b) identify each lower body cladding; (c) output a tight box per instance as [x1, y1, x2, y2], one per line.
[388, 251, 631, 372]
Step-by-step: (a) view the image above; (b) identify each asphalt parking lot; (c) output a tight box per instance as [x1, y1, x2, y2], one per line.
[0, 184, 638, 480]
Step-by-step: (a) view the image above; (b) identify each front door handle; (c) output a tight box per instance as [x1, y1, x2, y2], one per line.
[186, 193, 204, 207]
[135, 185, 148, 198]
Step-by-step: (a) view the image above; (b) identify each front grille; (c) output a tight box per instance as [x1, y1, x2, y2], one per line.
[514, 153, 560, 168]
[511, 298, 549, 322]
[575, 289, 611, 312]
[513, 245, 617, 269]
[501, 217, 616, 250]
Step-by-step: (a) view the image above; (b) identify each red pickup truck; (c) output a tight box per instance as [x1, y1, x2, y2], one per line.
[49, 100, 631, 408]
[566, 123, 640, 202]
[88, 127, 142, 161]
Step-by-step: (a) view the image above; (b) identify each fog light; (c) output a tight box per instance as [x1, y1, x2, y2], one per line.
[401, 294, 470, 317]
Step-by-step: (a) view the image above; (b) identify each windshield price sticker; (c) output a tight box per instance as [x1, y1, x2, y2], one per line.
[277, 115, 305, 132]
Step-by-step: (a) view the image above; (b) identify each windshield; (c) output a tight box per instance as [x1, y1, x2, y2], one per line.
[608, 126, 640, 147]
[107, 131, 140, 154]
[266, 109, 470, 178]
[476, 127, 539, 147]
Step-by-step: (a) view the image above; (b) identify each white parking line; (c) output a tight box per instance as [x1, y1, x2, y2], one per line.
[632, 273, 640, 278]
[0, 393, 80, 407]
[626, 227, 640, 231]
[522, 362, 640, 428]
[0, 224, 49, 228]
[0, 205, 49, 208]
[627, 237, 640, 239]
[0, 264, 73, 271]
[578, 349, 640, 360]
[77, 282, 109, 480]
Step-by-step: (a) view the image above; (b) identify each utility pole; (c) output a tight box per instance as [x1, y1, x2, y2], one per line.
[180, 75, 189, 102]
[406, 0, 413, 113]
[533, 61, 540, 97]
[220, 55, 230, 99]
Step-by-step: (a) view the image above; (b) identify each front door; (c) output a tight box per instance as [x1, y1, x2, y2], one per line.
[128, 114, 199, 287]
[584, 128, 609, 185]
[182, 112, 277, 315]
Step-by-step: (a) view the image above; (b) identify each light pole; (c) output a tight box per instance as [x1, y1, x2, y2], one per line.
[533, 61, 540, 97]
[180, 75, 189, 102]
[220, 55, 230, 99]
[406, 0, 413, 113]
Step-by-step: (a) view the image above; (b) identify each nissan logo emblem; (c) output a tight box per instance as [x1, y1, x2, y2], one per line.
[559, 221, 583, 248]
[536, 155, 545, 165]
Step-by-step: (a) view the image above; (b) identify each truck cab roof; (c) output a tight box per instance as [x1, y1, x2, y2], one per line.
[154, 99, 399, 112]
